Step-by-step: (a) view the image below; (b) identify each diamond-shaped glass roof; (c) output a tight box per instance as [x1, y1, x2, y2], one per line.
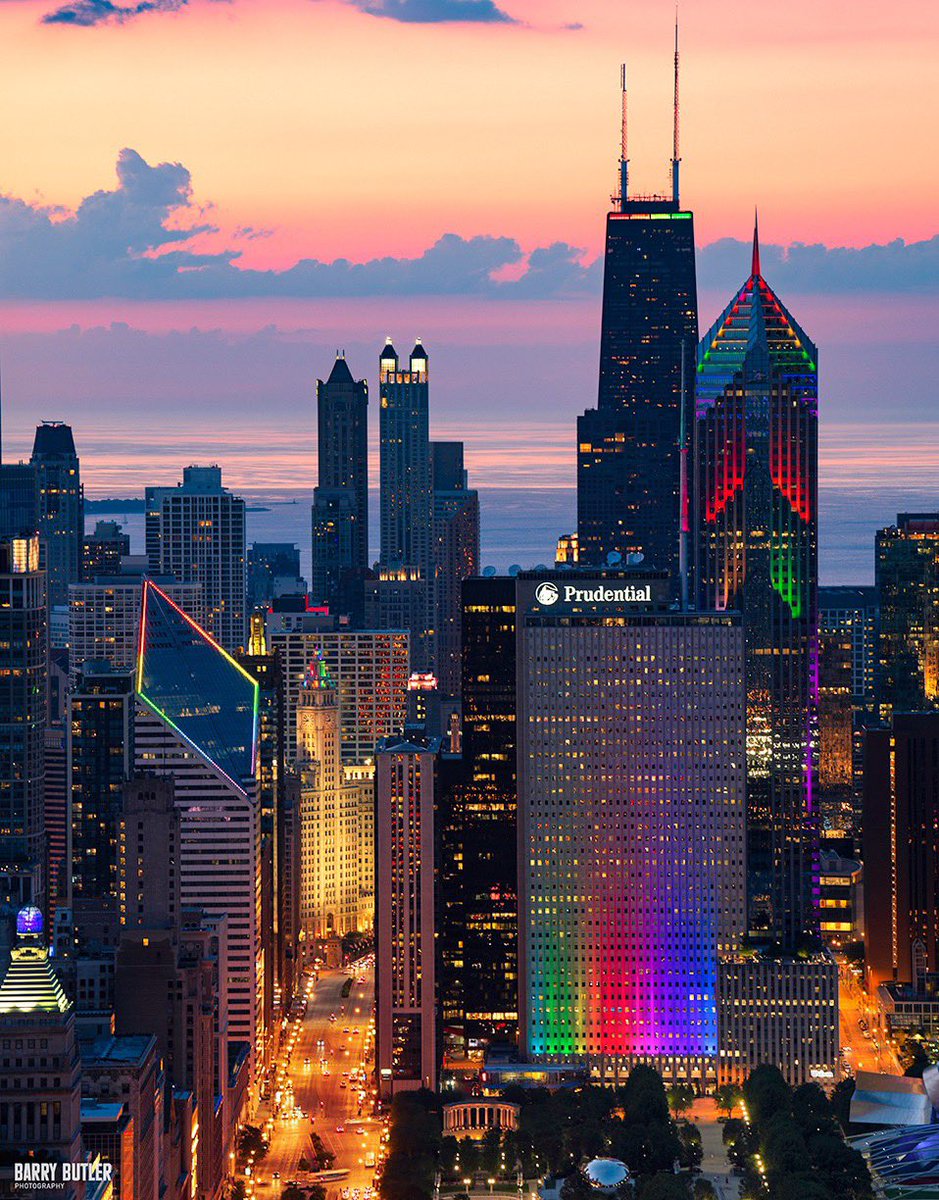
[696, 259, 817, 411]
[136, 581, 258, 792]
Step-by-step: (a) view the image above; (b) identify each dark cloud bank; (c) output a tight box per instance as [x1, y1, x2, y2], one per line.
[0, 149, 934, 302]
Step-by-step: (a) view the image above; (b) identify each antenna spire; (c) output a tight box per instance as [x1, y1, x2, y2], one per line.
[619, 63, 629, 208]
[671, 9, 680, 204]
[751, 208, 761, 278]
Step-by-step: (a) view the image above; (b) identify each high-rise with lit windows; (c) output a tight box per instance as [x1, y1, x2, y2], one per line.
[30, 421, 83, 610]
[517, 572, 746, 1085]
[696, 226, 820, 948]
[145, 464, 246, 651]
[876, 513, 939, 718]
[311, 354, 369, 618]
[133, 579, 264, 1092]
[576, 47, 697, 585]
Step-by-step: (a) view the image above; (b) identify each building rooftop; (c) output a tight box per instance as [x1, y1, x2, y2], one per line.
[0, 942, 71, 1016]
[83, 1033, 157, 1067]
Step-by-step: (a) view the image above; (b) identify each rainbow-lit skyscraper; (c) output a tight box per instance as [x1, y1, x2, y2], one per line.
[696, 223, 820, 948]
[517, 572, 746, 1085]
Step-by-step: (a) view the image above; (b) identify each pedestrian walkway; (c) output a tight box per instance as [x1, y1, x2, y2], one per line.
[690, 1098, 741, 1200]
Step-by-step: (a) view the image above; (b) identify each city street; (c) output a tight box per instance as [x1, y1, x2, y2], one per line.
[256, 961, 383, 1199]
[838, 964, 902, 1076]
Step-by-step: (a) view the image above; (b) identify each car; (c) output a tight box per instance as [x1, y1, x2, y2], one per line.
[343, 1027, 351, 1033]
[340, 1081, 347, 1089]
[303, 1057, 311, 1066]
[272, 1173, 280, 1181]
[336, 1125, 345, 1133]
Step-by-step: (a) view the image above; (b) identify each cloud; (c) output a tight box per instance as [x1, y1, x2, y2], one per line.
[698, 236, 939, 296]
[342, 0, 514, 22]
[0, 149, 935, 302]
[42, 0, 187, 24]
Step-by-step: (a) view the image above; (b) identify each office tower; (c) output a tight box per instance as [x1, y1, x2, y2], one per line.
[69, 575, 203, 683]
[864, 713, 939, 991]
[81, 1102, 134, 1200]
[376, 733, 441, 1097]
[0, 461, 38, 540]
[576, 47, 697, 583]
[133, 580, 264, 1092]
[266, 608, 409, 765]
[30, 421, 84, 609]
[432, 441, 480, 701]
[818, 585, 879, 836]
[438, 576, 518, 1057]
[295, 654, 374, 944]
[68, 663, 135, 905]
[0, 907, 83, 1196]
[311, 354, 369, 617]
[696, 226, 820, 947]
[517, 572, 746, 1085]
[45, 724, 67, 922]
[114, 776, 232, 1200]
[0, 535, 46, 909]
[717, 955, 839, 1086]
[247, 542, 306, 609]
[146, 464, 247, 651]
[876, 513, 939, 717]
[81, 1034, 162, 1200]
[238, 612, 286, 1021]
[83, 520, 131, 580]
[375, 338, 435, 671]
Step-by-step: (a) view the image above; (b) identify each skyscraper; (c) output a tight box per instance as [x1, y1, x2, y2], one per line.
[438, 575, 518, 1057]
[69, 575, 203, 683]
[376, 733, 441, 1098]
[432, 442, 479, 701]
[876, 513, 939, 718]
[696, 226, 820, 948]
[517, 572, 746, 1085]
[296, 654, 374, 944]
[146, 464, 246, 651]
[134, 580, 264, 1091]
[374, 338, 435, 671]
[82, 520, 131, 580]
[864, 714, 939, 991]
[265, 608, 409, 767]
[0, 908, 83, 1196]
[576, 41, 698, 584]
[30, 421, 83, 609]
[311, 354, 369, 617]
[68, 662, 135, 906]
[0, 535, 46, 909]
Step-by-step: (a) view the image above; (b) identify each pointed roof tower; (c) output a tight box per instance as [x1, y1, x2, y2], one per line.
[696, 222, 817, 411]
[326, 353, 354, 385]
[751, 209, 761, 278]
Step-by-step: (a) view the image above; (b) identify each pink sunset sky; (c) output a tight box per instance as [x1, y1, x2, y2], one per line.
[0, 0, 935, 574]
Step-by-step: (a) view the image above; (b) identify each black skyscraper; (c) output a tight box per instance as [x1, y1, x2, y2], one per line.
[438, 575, 518, 1053]
[30, 421, 83, 610]
[577, 41, 698, 591]
[311, 354, 369, 617]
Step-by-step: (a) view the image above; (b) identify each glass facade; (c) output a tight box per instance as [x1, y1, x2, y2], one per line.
[577, 203, 698, 586]
[696, 240, 820, 948]
[136, 580, 259, 793]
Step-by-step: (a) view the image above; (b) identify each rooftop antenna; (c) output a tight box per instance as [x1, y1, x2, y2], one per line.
[751, 207, 761, 277]
[672, 9, 681, 204]
[619, 63, 629, 208]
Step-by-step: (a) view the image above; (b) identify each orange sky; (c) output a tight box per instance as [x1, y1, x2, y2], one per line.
[0, 0, 936, 268]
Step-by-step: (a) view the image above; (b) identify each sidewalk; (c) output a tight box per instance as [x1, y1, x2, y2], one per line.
[690, 1098, 741, 1200]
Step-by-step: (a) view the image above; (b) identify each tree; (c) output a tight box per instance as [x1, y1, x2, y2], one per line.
[829, 1078, 856, 1132]
[713, 1084, 741, 1119]
[308, 1187, 327, 1200]
[638, 1174, 691, 1200]
[668, 1084, 695, 1118]
[743, 1065, 791, 1127]
[692, 1182, 718, 1200]
[231, 1183, 247, 1200]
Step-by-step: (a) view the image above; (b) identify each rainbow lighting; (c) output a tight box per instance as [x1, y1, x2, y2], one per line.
[136, 579, 259, 797]
[695, 218, 820, 948]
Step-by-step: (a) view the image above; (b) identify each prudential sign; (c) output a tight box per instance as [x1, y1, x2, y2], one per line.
[534, 581, 653, 606]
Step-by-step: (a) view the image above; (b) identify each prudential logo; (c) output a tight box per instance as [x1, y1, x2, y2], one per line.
[534, 582, 559, 606]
